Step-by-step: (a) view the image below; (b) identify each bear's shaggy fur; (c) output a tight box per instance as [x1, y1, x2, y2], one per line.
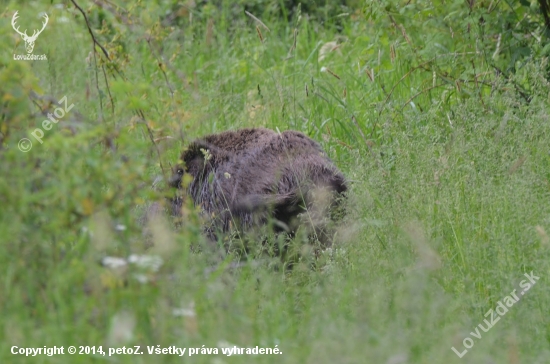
[170, 128, 347, 246]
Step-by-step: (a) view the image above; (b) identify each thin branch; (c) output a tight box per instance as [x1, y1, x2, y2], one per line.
[101, 65, 115, 115]
[92, 47, 104, 121]
[137, 115, 165, 178]
[71, 0, 110, 60]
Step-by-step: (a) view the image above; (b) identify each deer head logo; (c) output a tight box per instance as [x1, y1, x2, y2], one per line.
[11, 11, 48, 54]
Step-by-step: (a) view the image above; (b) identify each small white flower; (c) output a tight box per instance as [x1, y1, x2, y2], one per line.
[115, 224, 126, 231]
[127, 254, 163, 272]
[173, 301, 196, 317]
[101, 256, 128, 269]
[133, 273, 149, 284]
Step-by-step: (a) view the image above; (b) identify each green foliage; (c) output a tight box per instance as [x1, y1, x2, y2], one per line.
[1, 0, 550, 363]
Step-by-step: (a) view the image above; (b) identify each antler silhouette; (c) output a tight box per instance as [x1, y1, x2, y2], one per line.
[11, 11, 48, 53]
[30, 13, 49, 40]
[11, 11, 27, 38]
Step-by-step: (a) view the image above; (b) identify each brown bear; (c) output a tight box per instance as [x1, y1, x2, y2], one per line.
[169, 128, 347, 248]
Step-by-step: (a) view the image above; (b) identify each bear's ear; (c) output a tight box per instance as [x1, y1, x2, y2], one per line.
[180, 141, 220, 179]
[184, 141, 231, 171]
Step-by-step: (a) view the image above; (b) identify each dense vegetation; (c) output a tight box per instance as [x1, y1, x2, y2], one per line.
[1, 0, 550, 362]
